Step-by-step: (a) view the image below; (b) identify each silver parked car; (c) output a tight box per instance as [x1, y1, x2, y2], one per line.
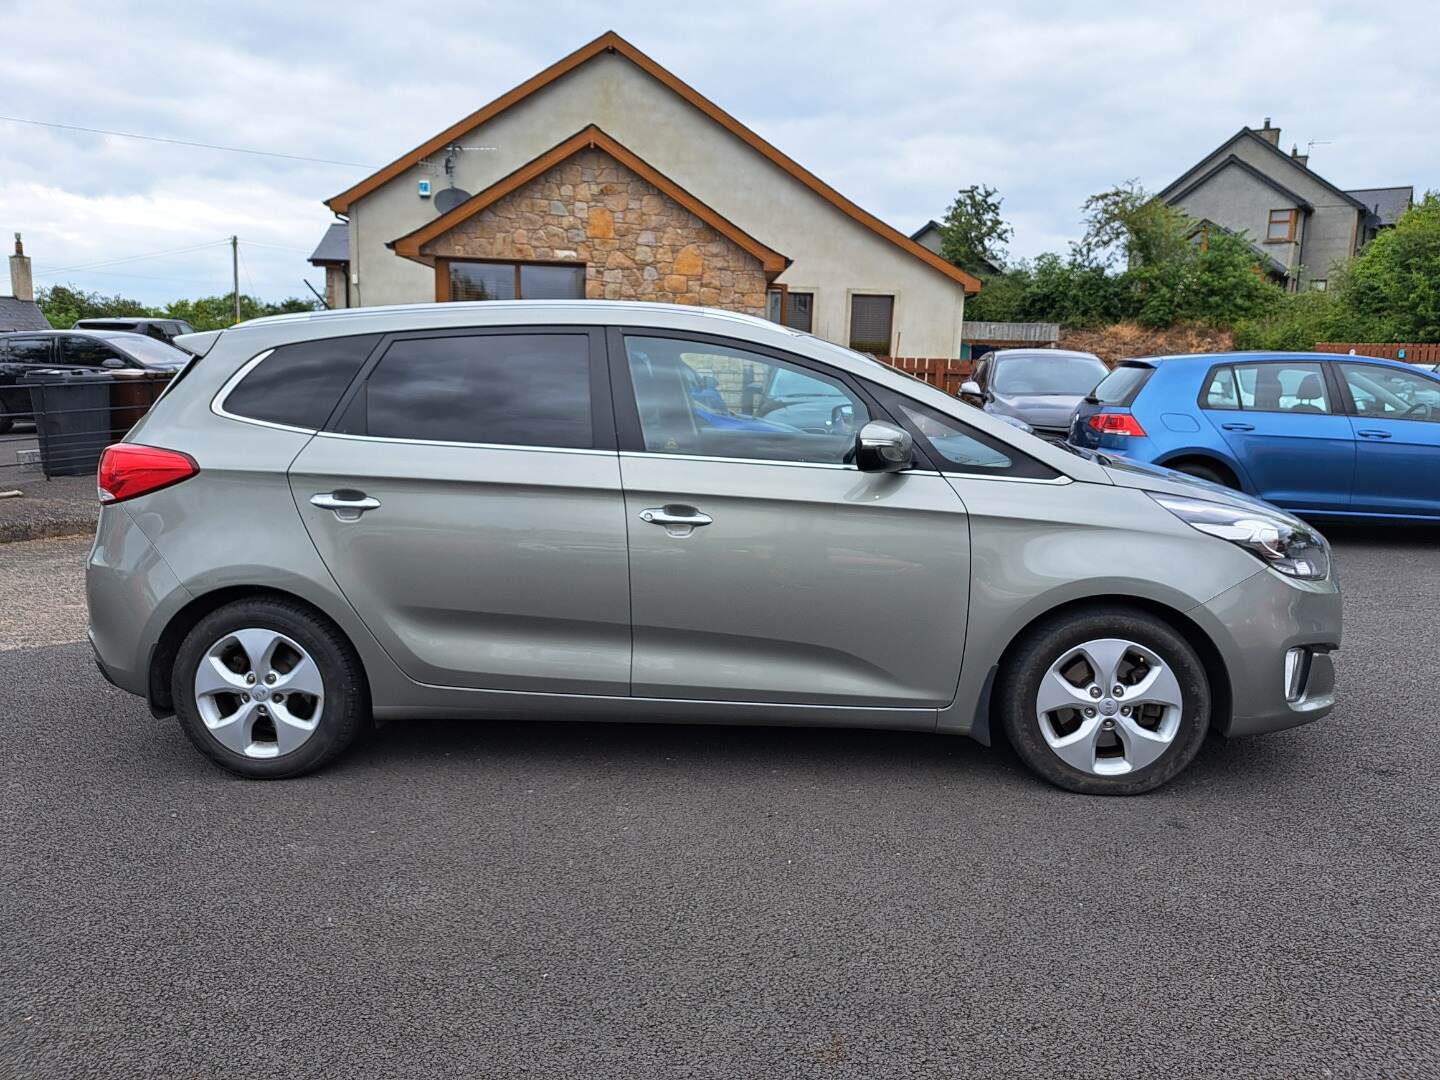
[87, 302, 1341, 794]
[959, 348, 1109, 437]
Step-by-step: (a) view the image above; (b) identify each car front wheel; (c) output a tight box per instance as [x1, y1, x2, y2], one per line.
[172, 598, 369, 778]
[997, 607, 1211, 795]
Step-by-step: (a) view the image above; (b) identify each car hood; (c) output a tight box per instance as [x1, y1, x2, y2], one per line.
[990, 392, 1085, 430]
[1095, 451, 1283, 514]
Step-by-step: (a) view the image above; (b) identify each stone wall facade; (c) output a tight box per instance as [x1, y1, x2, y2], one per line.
[422, 147, 770, 313]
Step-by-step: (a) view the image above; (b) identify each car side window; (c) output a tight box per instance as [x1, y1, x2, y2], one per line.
[1340, 363, 1440, 422]
[6, 338, 52, 365]
[60, 337, 123, 367]
[894, 402, 1013, 471]
[225, 334, 380, 430]
[1202, 366, 1240, 410]
[362, 333, 594, 448]
[623, 335, 865, 464]
[1232, 362, 1331, 414]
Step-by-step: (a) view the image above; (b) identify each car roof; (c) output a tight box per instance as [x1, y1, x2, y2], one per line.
[1118, 350, 1434, 374]
[990, 348, 1103, 361]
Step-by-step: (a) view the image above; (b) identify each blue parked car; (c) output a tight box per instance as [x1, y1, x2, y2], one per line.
[1069, 352, 1440, 521]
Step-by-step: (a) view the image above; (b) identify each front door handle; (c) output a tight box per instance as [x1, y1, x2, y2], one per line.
[639, 505, 712, 537]
[1357, 429, 1392, 439]
[310, 491, 381, 521]
[1221, 422, 1255, 432]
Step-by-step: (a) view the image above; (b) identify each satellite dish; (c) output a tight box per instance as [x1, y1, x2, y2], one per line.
[434, 187, 472, 214]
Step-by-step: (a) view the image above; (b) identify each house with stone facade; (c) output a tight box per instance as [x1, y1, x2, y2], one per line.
[1158, 119, 1411, 292]
[313, 32, 979, 361]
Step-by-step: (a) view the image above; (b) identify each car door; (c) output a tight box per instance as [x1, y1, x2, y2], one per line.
[1204, 359, 1355, 511]
[288, 326, 632, 694]
[1336, 361, 1440, 518]
[611, 329, 971, 707]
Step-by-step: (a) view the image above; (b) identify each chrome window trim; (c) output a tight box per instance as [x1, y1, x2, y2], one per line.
[311, 430, 616, 457]
[210, 348, 318, 436]
[619, 450, 1072, 483]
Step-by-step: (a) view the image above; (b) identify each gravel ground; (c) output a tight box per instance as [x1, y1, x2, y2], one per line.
[1, 531, 1437, 1079]
[0, 475, 98, 543]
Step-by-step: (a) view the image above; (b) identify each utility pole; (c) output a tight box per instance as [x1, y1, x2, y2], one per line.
[231, 235, 240, 323]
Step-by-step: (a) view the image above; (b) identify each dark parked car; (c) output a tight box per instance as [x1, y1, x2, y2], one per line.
[959, 348, 1109, 437]
[72, 317, 196, 344]
[0, 330, 190, 433]
[1069, 351, 1440, 522]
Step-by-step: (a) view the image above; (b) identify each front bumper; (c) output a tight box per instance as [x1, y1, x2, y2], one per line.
[1190, 568, 1342, 737]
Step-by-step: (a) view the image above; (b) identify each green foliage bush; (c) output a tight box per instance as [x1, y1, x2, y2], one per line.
[38, 284, 320, 331]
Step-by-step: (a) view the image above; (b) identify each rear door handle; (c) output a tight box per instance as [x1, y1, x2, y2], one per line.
[639, 505, 712, 537]
[1357, 429, 1392, 439]
[1221, 422, 1255, 432]
[310, 491, 381, 521]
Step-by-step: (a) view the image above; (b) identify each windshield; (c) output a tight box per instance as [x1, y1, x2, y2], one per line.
[993, 353, 1108, 395]
[102, 333, 189, 368]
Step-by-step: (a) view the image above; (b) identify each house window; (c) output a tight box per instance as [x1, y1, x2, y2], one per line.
[1310, 279, 1328, 291]
[1266, 210, 1298, 243]
[785, 292, 814, 333]
[848, 294, 894, 355]
[448, 261, 586, 301]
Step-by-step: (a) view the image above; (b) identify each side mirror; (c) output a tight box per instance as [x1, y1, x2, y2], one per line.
[854, 420, 914, 473]
[958, 379, 988, 403]
[101, 357, 126, 369]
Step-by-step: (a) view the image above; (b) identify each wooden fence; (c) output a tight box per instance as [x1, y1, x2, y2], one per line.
[876, 356, 976, 394]
[1314, 342, 1440, 363]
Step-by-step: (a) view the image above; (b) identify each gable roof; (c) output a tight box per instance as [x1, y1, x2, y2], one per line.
[0, 296, 51, 331]
[308, 222, 349, 265]
[1185, 218, 1289, 275]
[391, 125, 789, 276]
[1346, 185, 1413, 226]
[1162, 153, 1315, 212]
[330, 31, 980, 294]
[1159, 128, 1369, 213]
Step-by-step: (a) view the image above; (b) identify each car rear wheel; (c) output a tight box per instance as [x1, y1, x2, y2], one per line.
[172, 598, 369, 778]
[997, 607, 1210, 795]
[1170, 461, 1234, 488]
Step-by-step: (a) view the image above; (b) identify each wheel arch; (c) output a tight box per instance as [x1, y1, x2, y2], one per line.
[967, 593, 1233, 745]
[146, 585, 371, 718]
[1153, 448, 1249, 491]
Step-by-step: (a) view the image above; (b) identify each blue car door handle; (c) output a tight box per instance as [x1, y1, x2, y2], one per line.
[1221, 422, 1255, 432]
[1357, 429, 1392, 439]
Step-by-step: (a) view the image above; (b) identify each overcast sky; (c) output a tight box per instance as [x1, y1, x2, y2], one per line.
[2, 0, 1434, 305]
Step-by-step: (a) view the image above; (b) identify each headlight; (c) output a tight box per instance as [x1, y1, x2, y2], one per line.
[1148, 493, 1330, 580]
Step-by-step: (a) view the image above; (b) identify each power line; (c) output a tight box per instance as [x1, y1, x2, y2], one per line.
[34, 239, 232, 276]
[240, 239, 318, 255]
[0, 114, 378, 169]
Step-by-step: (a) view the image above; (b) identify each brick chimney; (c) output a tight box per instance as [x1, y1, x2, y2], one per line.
[1257, 118, 1281, 146]
[8, 233, 34, 302]
[1290, 144, 1309, 168]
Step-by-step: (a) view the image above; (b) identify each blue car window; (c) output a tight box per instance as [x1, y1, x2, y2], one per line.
[624, 336, 867, 464]
[1233, 363, 1331, 414]
[1202, 367, 1240, 410]
[1340, 363, 1440, 421]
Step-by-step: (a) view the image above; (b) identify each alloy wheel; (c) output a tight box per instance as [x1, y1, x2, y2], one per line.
[1034, 637, 1184, 776]
[193, 628, 325, 758]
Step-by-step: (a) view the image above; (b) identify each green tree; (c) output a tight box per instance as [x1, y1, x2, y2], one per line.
[36, 285, 154, 328]
[939, 184, 1013, 275]
[162, 293, 319, 331]
[1077, 180, 1191, 268]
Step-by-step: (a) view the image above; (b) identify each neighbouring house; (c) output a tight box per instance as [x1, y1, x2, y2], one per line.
[307, 223, 350, 309]
[316, 32, 980, 361]
[1, 234, 50, 331]
[909, 220, 1002, 275]
[1158, 119, 1412, 292]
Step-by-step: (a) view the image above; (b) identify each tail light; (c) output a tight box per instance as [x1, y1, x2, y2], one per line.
[1086, 412, 1147, 437]
[97, 444, 199, 504]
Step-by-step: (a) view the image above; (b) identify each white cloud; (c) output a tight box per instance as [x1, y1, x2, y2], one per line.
[1, 0, 1435, 303]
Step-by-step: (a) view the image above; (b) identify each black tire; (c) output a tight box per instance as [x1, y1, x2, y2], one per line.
[1170, 461, 1234, 488]
[997, 606, 1211, 795]
[172, 597, 370, 778]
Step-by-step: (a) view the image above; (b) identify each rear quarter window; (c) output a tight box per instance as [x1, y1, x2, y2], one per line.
[1092, 363, 1153, 406]
[223, 334, 379, 430]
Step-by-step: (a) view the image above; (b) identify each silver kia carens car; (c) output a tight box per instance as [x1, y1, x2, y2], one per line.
[87, 302, 1341, 794]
